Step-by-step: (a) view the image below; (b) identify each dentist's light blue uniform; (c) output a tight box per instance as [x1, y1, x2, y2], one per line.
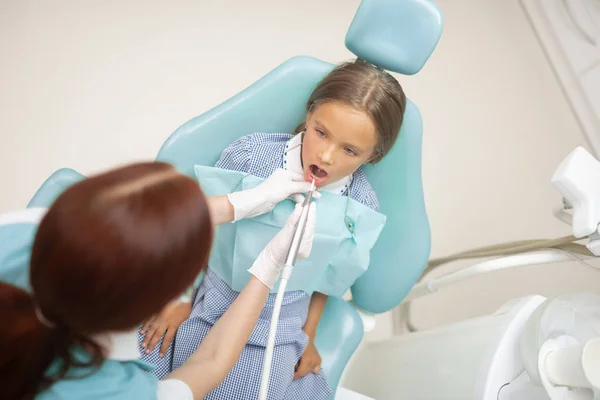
[0, 209, 192, 400]
[0, 208, 42, 292]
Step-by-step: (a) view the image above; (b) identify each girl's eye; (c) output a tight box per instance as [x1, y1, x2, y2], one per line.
[316, 130, 326, 138]
[345, 148, 357, 156]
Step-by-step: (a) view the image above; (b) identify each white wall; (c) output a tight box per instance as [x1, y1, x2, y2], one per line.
[0, 0, 598, 341]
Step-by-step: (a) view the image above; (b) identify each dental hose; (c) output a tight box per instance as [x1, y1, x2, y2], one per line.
[397, 237, 595, 333]
[258, 180, 316, 400]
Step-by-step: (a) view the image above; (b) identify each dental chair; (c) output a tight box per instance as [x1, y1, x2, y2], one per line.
[22, 0, 443, 396]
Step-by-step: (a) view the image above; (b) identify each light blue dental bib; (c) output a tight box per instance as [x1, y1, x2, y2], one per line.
[194, 165, 387, 297]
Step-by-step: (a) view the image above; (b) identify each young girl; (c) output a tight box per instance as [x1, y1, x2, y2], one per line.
[139, 59, 406, 399]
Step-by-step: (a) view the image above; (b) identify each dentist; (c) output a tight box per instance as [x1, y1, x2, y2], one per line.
[0, 161, 317, 400]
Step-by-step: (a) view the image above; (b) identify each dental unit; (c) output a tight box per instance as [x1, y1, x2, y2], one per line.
[342, 146, 600, 400]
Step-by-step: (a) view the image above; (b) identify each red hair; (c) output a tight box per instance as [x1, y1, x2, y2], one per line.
[0, 162, 213, 399]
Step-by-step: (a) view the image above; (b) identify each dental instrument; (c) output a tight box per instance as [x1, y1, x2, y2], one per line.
[258, 179, 316, 400]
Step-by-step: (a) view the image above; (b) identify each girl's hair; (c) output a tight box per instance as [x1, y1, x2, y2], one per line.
[0, 162, 213, 400]
[295, 59, 407, 163]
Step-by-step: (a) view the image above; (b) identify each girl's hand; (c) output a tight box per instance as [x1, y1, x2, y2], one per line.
[293, 339, 322, 380]
[140, 300, 192, 357]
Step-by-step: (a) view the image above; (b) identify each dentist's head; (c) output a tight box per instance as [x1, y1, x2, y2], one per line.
[0, 162, 213, 400]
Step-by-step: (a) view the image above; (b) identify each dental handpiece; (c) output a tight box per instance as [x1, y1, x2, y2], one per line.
[258, 179, 316, 400]
[283, 179, 316, 272]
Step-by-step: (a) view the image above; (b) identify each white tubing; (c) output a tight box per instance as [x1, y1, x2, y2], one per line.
[258, 265, 292, 400]
[259, 185, 314, 399]
[402, 250, 581, 303]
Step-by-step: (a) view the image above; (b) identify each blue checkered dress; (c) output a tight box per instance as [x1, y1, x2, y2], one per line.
[138, 133, 379, 399]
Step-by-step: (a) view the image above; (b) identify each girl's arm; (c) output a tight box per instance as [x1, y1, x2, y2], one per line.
[303, 292, 328, 339]
[294, 291, 328, 379]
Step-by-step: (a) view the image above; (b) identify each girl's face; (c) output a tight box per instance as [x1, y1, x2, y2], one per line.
[301, 102, 377, 187]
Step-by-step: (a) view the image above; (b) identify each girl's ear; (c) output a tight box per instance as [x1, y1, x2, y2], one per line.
[364, 151, 378, 165]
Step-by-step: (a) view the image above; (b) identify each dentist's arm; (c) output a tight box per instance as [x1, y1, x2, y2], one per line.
[140, 169, 320, 357]
[206, 168, 320, 226]
[166, 202, 317, 399]
[140, 169, 319, 354]
[205, 195, 235, 226]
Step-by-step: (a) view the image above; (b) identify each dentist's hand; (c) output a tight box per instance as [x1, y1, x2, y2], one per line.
[227, 168, 320, 222]
[248, 201, 317, 289]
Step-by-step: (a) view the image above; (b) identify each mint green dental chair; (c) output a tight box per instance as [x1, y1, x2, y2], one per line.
[24, 0, 443, 396]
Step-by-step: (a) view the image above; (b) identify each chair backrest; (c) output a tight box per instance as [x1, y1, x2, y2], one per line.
[157, 56, 333, 177]
[157, 0, 443, 314]
[27, 168, 85, 208]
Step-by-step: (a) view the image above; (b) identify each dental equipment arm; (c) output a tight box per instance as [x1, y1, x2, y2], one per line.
[259, 180, 316, 400]
[403, 249, 594, 303]
[166, 205, 316, 400]
[551, 146, 600, 253]
[419, 146, 600, 277]
[398, 147, 600, 332]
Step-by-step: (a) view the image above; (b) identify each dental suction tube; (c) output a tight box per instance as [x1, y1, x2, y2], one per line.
[282, 181, 316, 278]
[258, 180, 316, 400]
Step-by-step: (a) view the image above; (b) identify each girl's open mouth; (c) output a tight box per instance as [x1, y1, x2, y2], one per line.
[308, 164, 328, 186]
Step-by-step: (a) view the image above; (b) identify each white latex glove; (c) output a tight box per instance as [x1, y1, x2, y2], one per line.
[248, 201, 317, 289]
[227, 168, 320, 222]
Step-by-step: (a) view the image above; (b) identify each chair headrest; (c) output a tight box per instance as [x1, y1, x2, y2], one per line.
[345, 0, 443, 75]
